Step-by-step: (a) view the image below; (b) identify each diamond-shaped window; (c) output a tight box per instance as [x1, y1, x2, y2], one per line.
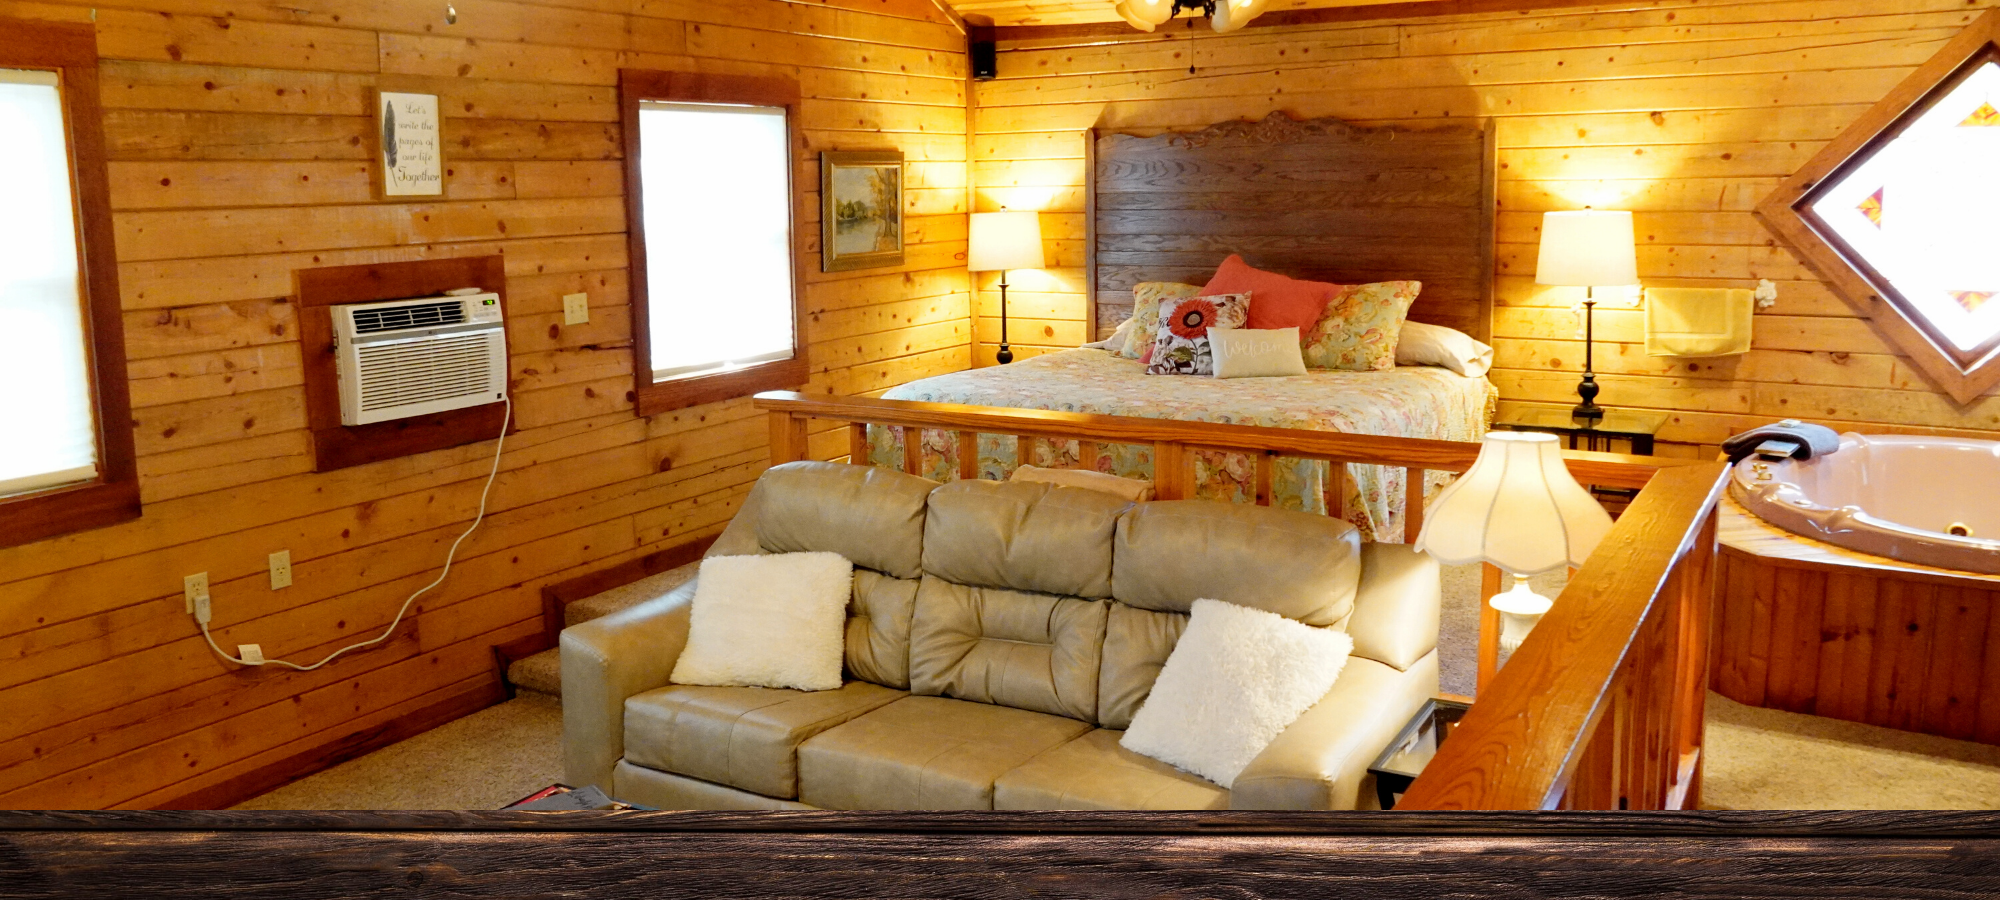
[1760, 10, 2000, 403]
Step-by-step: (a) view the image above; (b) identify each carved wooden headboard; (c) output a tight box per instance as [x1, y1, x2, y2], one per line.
[1088, 112, 1497, 344]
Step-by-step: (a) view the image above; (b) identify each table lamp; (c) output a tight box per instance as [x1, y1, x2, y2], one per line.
[1415, 432, 1614, 657]
[968, 210, 1044, 365]
[1535, 210, 1638, 425]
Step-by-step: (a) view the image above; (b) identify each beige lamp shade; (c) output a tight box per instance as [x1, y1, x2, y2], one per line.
[1414, 431, 1614, 575]
[968, 211, 1045, 272]
[1535, 210, 1639, 288]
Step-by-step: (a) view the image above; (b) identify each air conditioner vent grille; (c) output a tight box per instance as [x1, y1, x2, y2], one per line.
[351, 300, 465, 334]
[356, 332, 502, 411]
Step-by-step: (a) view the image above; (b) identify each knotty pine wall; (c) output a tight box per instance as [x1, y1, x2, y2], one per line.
[0, 0, 969, 808]
[971, 0, 2000, 455]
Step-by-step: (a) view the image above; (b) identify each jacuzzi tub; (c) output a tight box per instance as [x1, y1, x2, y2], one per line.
[1730, 433, 2000, 574]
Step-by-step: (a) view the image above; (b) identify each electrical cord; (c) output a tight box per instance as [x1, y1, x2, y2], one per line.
[196, 394, 511, 671]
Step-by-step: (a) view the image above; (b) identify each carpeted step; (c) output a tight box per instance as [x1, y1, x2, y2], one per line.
[563, 562, 699, 628]
[506, 647, 563, 698]
[505, 562, 702, 705]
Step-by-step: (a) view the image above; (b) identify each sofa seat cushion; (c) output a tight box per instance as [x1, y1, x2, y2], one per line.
[994, 729, 1228, 810]
[797, 695, 1092, 809]
[624, 681, 904, 800]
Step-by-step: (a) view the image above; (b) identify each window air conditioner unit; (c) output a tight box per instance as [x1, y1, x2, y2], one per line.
[332, 291, 508, 426]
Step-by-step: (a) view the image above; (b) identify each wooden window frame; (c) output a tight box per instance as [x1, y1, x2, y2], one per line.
[0, 18, 139, 550]
[619, 70, 809, 418]
[1756, 8, 2000, 404]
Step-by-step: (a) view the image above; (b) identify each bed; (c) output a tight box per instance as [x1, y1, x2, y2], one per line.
[876, 111, 1501, 542]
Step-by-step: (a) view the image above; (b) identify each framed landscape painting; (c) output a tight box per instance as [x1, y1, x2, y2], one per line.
[821, 150, 904, 271]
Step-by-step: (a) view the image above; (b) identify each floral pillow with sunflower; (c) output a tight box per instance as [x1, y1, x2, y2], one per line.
[1146, 292, 1252, 376]
[1118, 281, 1204, 361]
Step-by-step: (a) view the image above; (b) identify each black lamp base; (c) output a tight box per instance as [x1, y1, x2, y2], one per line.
[1573, 295, 1604, 425]
[1572, 374, 1603, 424]
[996, 274, 1015, 365]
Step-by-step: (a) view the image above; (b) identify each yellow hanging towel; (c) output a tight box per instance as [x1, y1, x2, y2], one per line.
[1644, 286, 1754, 357]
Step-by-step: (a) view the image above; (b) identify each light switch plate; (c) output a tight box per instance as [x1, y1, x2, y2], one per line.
[563, 292, 590, 325]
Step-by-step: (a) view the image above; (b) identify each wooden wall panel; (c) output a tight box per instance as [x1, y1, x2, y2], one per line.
[973, 0, 2000, 446]
[2, 0, 969, 808]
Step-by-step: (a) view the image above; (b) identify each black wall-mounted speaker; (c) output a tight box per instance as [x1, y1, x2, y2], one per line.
[971, 40, 997, 80]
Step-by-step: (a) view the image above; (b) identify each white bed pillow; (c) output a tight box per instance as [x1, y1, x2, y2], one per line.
[670, 552, 853, 692]
[1120, 598, 1353, 787]
[1081, 316, 1135, 351]
[1010, 464, 1155, 502]
[1209, 327, 1307, 378]
[1396, 321, 1493, 377]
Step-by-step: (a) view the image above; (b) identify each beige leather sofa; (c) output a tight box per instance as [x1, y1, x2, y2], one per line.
[562, 460, 1440, 810]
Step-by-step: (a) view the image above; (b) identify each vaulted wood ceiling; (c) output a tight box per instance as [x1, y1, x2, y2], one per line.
[947, 0, 1452, 29]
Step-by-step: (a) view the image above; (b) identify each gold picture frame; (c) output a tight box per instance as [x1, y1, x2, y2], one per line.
[820, 150, 904, 272]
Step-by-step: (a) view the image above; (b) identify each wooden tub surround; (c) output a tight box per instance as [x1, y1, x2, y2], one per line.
[759, 392, 1731, 810]
[1713, 495, 2000, 744]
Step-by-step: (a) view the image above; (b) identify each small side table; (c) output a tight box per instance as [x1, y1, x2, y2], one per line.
[1493, 406, 1667, 456]
[1367, 698, 1472, 810]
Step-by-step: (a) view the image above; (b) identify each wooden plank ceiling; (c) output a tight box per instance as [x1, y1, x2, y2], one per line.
[951, 0, 1454, 28]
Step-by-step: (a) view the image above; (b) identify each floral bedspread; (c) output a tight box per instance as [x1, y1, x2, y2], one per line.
[869, 349, 1496, 542]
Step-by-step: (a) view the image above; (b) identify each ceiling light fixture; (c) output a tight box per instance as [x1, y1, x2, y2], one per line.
[1114, 0, 1268, 33]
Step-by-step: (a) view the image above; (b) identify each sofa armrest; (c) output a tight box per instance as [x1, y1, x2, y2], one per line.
[1228, 650, 1438, 810]
[561, 580, 697, 792]
[1347, 543, 1440, 671]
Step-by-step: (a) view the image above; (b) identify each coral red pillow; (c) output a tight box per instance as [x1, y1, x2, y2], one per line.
[1201, 255, 1338, 331]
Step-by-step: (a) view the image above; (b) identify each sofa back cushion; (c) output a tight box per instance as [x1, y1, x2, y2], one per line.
[748, 461, 935, 579]
[846, 570, 921, 689]
[908, 577, 1108, 722]
[1095, 602, 1188, 730]
[1111, 500, 1362, 628]
[922, 480, 1129, 599]
[705, 460, 936, 689]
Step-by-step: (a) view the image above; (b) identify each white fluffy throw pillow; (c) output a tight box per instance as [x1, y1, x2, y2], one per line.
[1120, 598, 1353, 787]
[670, 552, 853, 692]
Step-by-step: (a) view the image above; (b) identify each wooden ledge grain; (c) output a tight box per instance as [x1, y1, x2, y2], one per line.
[7, 810, 2000, 837]
[9, 811, 1997, 898]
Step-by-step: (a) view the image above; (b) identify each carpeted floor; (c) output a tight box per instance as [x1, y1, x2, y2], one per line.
[234, 561, 2000, 810]
[1702, 693, 2000, 809]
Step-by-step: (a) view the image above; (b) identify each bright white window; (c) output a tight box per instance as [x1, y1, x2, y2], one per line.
[1809, 60, 2000, 357]
[0, 67, 98, 499]
[636, 101, 796, 382]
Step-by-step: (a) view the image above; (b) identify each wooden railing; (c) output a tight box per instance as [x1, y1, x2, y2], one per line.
[1399, 460, 1729, 810]
[754, 391, 1729, 810]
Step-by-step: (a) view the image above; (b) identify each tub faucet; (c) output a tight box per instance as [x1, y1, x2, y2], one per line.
[1752, 440, 1797, 461]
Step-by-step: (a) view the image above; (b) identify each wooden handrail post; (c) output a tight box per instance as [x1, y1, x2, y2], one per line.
[902, 427, 925, 475]
[1153, 441, 1187, 500]
[956, 431, 980, 480]
[1476, 562, 1502, 693]
[847, 422, 871, 465]
[768, 411, 809, 465]
[1404, 467, 1427, 543]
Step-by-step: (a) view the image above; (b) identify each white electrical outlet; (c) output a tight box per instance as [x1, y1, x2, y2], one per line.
[184, 572, 209, 614]
[562, 292, 590, 325]
[269, 550, 293, 590]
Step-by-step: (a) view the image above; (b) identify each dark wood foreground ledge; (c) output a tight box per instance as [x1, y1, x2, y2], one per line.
[6, 811, 2000, 900]
[5, 809, 2000, 836]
